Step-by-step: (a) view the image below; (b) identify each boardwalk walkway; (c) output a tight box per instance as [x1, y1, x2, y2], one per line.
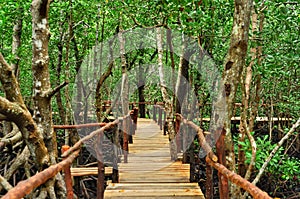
[104, 118, 205, 198]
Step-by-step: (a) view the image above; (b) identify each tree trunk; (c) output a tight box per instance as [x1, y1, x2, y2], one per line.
[118, 29, 129, 115]
[2, 9, 23, 137]
[175, 35, 193, 114]
[11, 14, 22, 78]
[31, 0, 57, 165]
[31, 0, 66, 197]
[156, 27, 177, 160]
[217, 0, 253, 198]
[138, 63, 146, 118]
[0, 54, 49, 169]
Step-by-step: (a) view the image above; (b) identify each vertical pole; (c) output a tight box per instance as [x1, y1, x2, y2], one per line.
[206, 162, 214, 199]
[128, 115, 133, 144]
[123, 116, 128, 163]
[205, 124, 214, 199]
[175, 115, 181, 153]
[61, 145, 73, 199]
[163, 109, 166, 129]
[188, 126, 196, 182]
[133, 107, 138, 134]
[153, 105, 157, 122]
[96, 133, 105, 199]
[182, 124, 188, 164]
[158, 107, 162, 130]
[112, 126, 119, 183]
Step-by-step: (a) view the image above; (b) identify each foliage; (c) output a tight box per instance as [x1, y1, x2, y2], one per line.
[239, 133, 300, 181]
[0, 0, 299, 197]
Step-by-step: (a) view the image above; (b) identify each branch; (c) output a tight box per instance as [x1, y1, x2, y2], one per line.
[0, 175, 13, 191]
[131, 16, 167, 30]
[43, 81, 69, 99]
[0, 53, 24, 104]
[0, 97, 25, 121]
[0, 53, 12, 70]
[0, 132, 22, 150]
[0, 113, 7, 120]
[2, 149, 80, 199]
[252, 118, 300, 185]
[4, 147, 30, 182]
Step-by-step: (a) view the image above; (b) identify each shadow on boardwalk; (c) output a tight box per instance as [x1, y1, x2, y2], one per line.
[104, 118, 205, 198]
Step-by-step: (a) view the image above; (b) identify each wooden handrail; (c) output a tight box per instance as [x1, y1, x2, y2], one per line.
[180, 118, 271, 198]
[61, 120, 119, 158]
[2, 109, 138, 199]
[175, 114, 218, 162]
[53, 123, 107, 129]
[153, 105, 272, 199]
[2, 149, 80, 199]
[206, 157, 272, 199]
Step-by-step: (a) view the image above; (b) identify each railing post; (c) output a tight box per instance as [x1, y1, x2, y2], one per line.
[187, 125, 196, 182]
[128, 116, 133, 144]
[132, 107, 138, 133]
[182, 123, 188, 163]
[122, 117, 128, 163]
[163, 109, 166, 128]
[153, 105, 157, 122]
[175, 115, 181, 153]
[112, 126, 119, 183]
[61, 145, 73, 199]
[158, 107, 162, 130]
[96, 132, 105, 199]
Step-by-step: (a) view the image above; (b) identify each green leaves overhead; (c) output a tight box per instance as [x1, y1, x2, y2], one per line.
[0, 0, 298, 116]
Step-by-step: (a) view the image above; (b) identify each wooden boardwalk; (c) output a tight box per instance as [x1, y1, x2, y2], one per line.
[104, 118, 205, 199]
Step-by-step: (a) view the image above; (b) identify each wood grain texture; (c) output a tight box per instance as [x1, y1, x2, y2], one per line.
[105, 119, 204, 198]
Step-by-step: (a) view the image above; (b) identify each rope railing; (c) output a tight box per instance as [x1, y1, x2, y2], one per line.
[153, 104, 272, 199]
[2, 109, 138, 199]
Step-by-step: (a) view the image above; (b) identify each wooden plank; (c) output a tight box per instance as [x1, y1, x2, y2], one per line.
[70, 167, 112, 177]
[201, 116, 292, 122]
[105, 119, 204, 198]
[105, 182, 205, 198]
[105, 189, 203, 196]
[106, 182, 201, 190]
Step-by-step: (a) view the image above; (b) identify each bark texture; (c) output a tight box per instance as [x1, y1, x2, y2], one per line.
[0, 53, 49, 168]
[156, 27, 177, 160]
[220, 0, 253, 198]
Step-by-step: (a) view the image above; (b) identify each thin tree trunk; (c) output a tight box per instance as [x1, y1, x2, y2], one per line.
[156, 27, 177, 160]
[175, 34, 193, 114]
[95, 5, 106, 122]
[252, 118, 300, 185]
[138, 57, 146, 118]
[166, 29, 176, 115]
[118, 27, 129, 115]
[63, 0, 74, 146]
[2, 9, 23, 137]
[11, 15, 22, 78]
[238, 10, 258, 182]
[216, 0, 253, 198]
[55, 20, 66, 125]
[95, 38, 114, 121]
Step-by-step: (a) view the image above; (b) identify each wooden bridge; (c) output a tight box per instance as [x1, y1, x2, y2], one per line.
[104, 118, 204, 198]
[2, 106, 274, 199]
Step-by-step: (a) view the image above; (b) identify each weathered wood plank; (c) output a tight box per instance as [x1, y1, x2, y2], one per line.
[70, 167, 112, 177]
[105, 118, 204, 198]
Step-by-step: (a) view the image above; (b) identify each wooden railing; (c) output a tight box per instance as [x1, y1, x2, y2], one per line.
[2, 108, 138, 199]
[152, 105, 272, 199]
